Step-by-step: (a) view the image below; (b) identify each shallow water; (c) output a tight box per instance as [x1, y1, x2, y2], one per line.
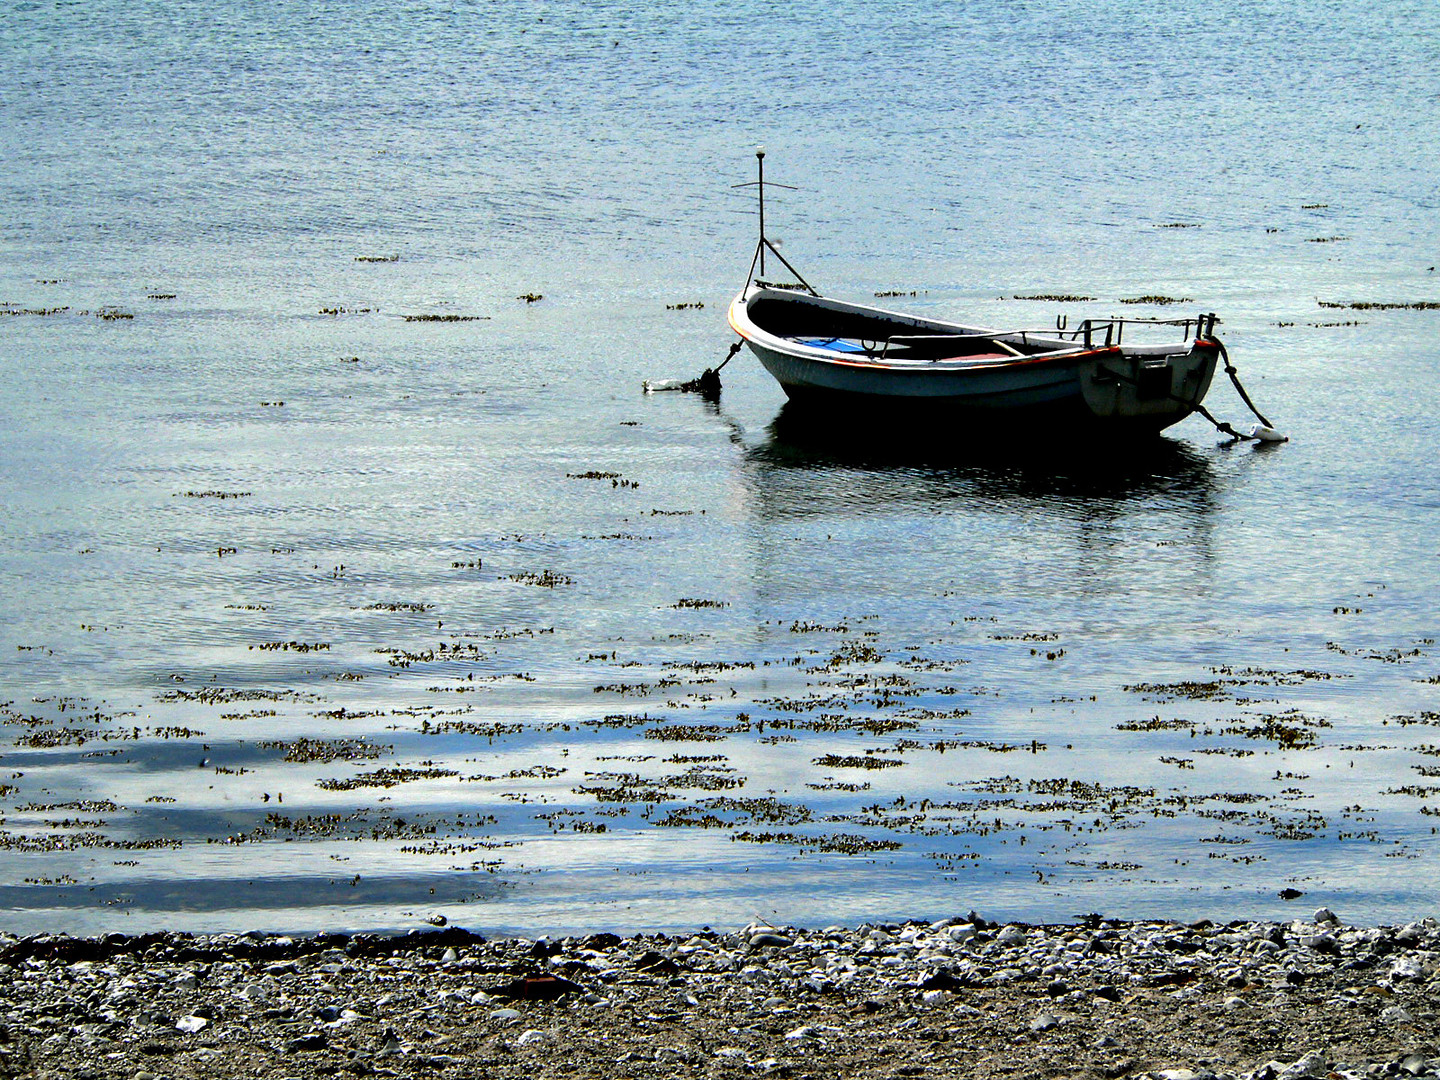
[2, 0, 1439, 936]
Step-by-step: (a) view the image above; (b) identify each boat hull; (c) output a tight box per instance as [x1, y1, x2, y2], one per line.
[728, 288, 1219, 434]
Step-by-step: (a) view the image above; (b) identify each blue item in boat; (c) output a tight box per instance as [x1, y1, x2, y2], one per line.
[795, 337, 869, 353]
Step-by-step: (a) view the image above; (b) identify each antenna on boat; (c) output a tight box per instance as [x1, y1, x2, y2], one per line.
[733, 148, 818, 296]
[758, 149, 769, 277]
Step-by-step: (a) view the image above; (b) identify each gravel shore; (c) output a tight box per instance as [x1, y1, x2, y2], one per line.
[3, 911, 1438, 1080]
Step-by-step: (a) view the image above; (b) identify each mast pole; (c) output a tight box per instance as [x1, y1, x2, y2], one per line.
[756, 148, 766, 277]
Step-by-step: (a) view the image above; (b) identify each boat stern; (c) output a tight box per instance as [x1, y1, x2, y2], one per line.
[1078, 339, 1220, 427]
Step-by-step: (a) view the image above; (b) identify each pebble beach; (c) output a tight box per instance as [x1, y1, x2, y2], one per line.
[4, 910, 1438, 1080]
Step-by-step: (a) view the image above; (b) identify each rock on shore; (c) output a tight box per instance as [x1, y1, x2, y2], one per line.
[2, 911, 1438, 1079]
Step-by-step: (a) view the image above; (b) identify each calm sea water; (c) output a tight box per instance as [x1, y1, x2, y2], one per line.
[2, 0, 1439, 937]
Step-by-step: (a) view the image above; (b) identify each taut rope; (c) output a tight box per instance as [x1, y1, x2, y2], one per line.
[1217, 341, 1275, 431]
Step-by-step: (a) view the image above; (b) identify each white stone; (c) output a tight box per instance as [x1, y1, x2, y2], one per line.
[376, 1025, 401, 1058]
[1030, 1012, 1060, 1032]
[235, 978, 277, 1002]
[1280, 1050, 1328, 1078]
[1390, 955, 1424, 980]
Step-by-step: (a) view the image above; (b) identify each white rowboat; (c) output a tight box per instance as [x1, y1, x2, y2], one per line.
[727, 285, 1222, 434]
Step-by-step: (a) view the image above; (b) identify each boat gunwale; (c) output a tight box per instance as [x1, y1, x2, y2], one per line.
[727, 287, 1202, 375]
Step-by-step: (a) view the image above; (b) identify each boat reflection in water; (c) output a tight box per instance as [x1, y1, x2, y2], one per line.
[736, 402, 1225, 610]
[749, 400, 1221, 510]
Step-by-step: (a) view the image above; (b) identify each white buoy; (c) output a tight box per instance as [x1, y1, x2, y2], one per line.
[1250, 424, 1288, 443]
[642, 379, 687, 393]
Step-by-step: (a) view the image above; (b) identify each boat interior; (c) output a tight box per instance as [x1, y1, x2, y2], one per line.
[746, 293, 1053, 361]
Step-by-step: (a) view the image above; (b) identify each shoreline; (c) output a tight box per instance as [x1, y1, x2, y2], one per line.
[3, 911, 1438, 1079]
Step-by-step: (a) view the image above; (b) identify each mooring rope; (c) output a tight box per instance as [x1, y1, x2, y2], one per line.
[689, 340, 742, 392]
[654, 341, 741, 395]
[1216, 341, 1274, 430]
[717, 340, 743, 372]
[1191, 402, 1252, 442]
